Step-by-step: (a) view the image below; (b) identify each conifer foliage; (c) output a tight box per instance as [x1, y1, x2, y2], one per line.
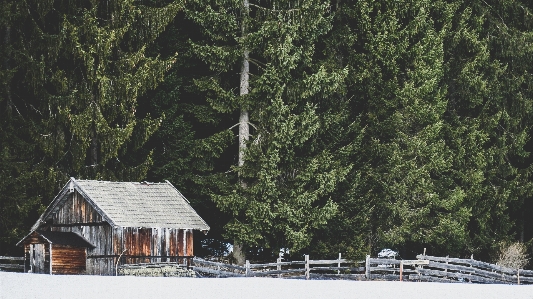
[0, 0, 182, 254]
[1, 0, 533, 261]
[36, 0, 182, 180]
[186, 0, 351, 256]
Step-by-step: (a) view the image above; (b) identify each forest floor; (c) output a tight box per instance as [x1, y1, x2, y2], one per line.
[1, 271, 533, 299]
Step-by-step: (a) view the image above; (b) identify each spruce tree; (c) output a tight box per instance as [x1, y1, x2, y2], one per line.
[0, 0, 182, 253]
[314, 0, 533, 259]
[0, 0, 43, 255]
[354, 0, 472, 256]
[309, 0, 474, 258]
[35, 0, 182, 180]
[142, 12, 236, 257]
[187, 0, 350, 261]
[442, 0, 533, 257]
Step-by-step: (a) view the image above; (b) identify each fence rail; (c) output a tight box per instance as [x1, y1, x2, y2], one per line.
[192, 254, 533, 284]
[193, 254, 367, 279]
[0, 256, 25, 272]
[8, 251, 531, 284]
[414, 255, 533, 284]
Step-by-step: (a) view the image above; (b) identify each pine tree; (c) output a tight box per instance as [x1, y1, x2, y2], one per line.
[0, 0, 43, 255]
[0, 0, 182, 253]
[35, 0, 183, 180]
[187, 0, 350, 261]
[442, 0, 533, 258]
[315, 0, 533, 259]
[355, 0, 472, 256]
[308, 0, 476, 258]
[142, 12, 236, 257]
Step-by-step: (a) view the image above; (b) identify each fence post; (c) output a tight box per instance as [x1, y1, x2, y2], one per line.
[305, 255, 310, 280]
[337, 253, 341, 274]
[400, 261, 404, 281]
[518, 269, 520, 285]
[469, 257, 474, 282]
[277, 253, 282, 278]
[365, 255, 370, 280]
[245, 260, 250, 277]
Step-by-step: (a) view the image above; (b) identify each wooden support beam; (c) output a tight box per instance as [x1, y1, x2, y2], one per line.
[48, 222, 108, 227]
[0, 264, 24, 269]
[0, 256, 24, 260]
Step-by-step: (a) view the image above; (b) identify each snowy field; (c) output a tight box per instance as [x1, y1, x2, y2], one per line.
[2, 272, 533, 299]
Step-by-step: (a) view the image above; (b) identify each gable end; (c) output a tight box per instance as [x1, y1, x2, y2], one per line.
[31, 178, 115, 231]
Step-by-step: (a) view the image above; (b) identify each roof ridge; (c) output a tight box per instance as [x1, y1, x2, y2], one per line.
[74, 179, 166, 184]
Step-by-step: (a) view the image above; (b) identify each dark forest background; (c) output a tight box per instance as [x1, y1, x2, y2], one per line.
[2, 0, 533, 266]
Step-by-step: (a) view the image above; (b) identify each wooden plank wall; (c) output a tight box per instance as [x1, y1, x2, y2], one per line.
[120, 228, 192, 265]
[24, 245, 30, 272]
[51, 245, 86, 275]
[123, 227, 152, 264]
[22, 233, 50, 274]
[53, 191, 102, 224]
[51, 191, 114, 275]
[186, 230, 193, 256]
[83, 225, 114, 275]
[46, 191, 196, 275]
[31, 244, 49, 274]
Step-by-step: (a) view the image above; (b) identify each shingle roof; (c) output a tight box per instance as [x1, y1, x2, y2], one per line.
[32, 178, 210, 231]
[75, 179, 210, 230]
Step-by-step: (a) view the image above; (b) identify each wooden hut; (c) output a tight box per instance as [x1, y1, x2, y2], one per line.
[17, 178, 210, 275]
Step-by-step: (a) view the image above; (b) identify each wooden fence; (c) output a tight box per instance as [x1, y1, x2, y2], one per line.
[193, 254, 533, 284]
[410, 255, 533, 284]
[5, 252, 532, 283]
[194, 254, 370, 280]
[0, 256, 24, 272]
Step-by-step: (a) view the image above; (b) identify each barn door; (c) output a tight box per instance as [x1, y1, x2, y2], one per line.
[30, 244, 46, 273]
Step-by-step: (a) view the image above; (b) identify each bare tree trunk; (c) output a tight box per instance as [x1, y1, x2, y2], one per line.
[238, 50, 250, 168]
[233, 0, 250, 267]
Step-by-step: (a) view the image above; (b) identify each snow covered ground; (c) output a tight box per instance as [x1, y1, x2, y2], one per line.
[2, 272, 533, 299]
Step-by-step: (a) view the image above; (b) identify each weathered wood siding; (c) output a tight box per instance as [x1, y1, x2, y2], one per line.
[40, 190, 196, 275]
[186, 230, 194, 256]
[177, 229, 184, 258]
[22, 232, 50, 274]
[118, 228, 193, 265]
[83, 225, 114, 275]
[123, 227, 152, 263]
[52, 191, 102, 224]
[50, 191, 114, 275]
[51, 245, 86, 275]
[24, 244, 30, 272]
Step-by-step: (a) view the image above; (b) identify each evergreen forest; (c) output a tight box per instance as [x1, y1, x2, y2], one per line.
[1, 0, 533, 265]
